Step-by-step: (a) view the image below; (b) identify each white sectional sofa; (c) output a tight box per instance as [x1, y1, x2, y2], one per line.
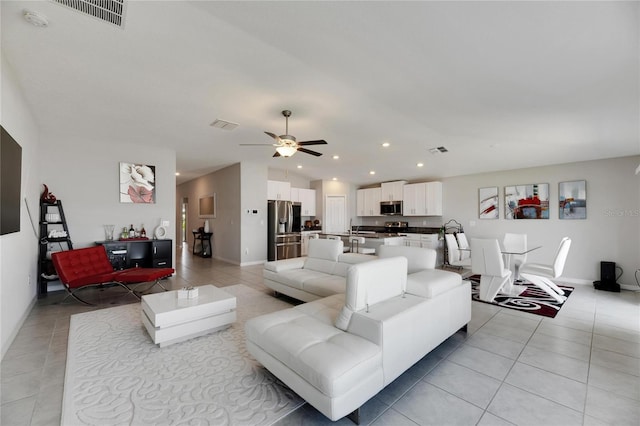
[263, 239, 462, 303]
[246, 255, 471, 422]
[263, 238, 374, 302]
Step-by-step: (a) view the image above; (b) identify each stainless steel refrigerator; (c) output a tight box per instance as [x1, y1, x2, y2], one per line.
[268, 200, 302, 261]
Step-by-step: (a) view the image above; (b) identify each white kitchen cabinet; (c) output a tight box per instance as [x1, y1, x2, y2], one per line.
[402, 181, 442, 216]
[289, 187, 300, 202]
[290, 187, 316, 216]
[425, 181, 443, 216]
[267, 180, 291, 201]
[403, 183, 427, 216]
[356, 187, 381, 216]
[298, 188, 316, 216]
[380, 181, 407, 201]
[402, 233, 423, 247]
[357, 190, 366, 216]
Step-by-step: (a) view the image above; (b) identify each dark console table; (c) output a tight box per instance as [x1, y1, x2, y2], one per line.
[192, 231, 213, 258]
[96, 239, 172, 270]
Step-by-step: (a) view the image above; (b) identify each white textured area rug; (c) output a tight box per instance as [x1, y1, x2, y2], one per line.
[62, 284, 303, 425]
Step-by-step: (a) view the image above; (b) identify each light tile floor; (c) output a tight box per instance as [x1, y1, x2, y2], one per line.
[2, 246, 639, 426]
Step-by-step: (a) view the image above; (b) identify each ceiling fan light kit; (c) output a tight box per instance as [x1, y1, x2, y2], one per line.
[241, 109, 327, 158]
[275, 145, 297, 157]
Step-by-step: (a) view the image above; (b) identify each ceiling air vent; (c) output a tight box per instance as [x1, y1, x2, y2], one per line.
[210, 119, 239, 131]
[428, 146, 448, 154]
[52, 0, 126, 27]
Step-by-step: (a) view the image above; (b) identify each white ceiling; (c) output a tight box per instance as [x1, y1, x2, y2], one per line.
[2, 1, 638, 185]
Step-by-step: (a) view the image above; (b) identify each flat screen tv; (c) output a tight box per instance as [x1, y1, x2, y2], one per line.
[1, 126, 22, 235]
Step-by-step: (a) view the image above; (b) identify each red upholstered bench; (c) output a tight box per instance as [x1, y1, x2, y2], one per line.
[51, 246, 174, 305]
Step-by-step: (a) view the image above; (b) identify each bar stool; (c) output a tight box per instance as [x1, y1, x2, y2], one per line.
[350, 237, 376, 254]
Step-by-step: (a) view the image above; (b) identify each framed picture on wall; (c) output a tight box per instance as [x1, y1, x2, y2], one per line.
[504, 183, 549, 219]
[120, 162, 156, 203]
[559, 180, 586, 219]
[199, 194, 216, 218]
[478, 187, 498, 219]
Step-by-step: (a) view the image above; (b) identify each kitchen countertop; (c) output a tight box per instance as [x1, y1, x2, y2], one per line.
[322, 232, 405, 239]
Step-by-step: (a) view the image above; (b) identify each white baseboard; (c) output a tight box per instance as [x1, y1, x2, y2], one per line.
[560, 277, 593, 286]
[212, 255, 239, 265]
[562, 276, 640, 292]
[240, 260, 267, 267]
[1, 295, 36, 361]
[212, 254, 266, 267]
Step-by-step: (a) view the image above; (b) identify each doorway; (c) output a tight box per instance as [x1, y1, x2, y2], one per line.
[181, 197, 188, 243]
[324, 195, 347, 234]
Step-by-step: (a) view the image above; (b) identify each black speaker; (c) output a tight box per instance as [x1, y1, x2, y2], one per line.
[594, 261, 620, 292]
[601, 261, 616, 282]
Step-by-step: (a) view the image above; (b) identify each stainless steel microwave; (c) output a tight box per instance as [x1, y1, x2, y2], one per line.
[380, 201, 403, 216]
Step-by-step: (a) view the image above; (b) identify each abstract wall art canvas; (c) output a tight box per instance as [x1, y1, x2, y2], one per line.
[120, 162, 156, 203]
[559, 180, 586, 219]
[479, 187, 499, 219]
[504, 183, 549, 219]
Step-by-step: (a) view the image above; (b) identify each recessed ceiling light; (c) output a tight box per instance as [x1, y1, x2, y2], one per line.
[382, 142, 390, 147]
[332, 155, 340, 160]
[175, 172, 180, 176]
[369, 171, 376, 175]
[332, 177, 338, 181]
[417, 163, 424, 167]
[297, 165, 302, 169]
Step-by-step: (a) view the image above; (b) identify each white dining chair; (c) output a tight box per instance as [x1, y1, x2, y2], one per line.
[471, 238, 512, 302]
[444, 234, 471, 269]
[503, 233, 527, 281]
[519, 237, 571, 303]
[456, 233, 471, 261]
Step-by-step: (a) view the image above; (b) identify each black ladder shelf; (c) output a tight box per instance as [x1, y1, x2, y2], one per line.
[38, 200, 73, 296]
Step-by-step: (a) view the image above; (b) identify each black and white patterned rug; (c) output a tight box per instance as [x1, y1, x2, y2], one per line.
[468, 275, 573, 318]
[62, 284, 303, 425]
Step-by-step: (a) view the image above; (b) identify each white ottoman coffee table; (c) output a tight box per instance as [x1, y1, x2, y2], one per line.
[141, 285, 236, 347]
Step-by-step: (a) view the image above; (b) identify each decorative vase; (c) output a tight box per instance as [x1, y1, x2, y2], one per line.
[204, 220, 210, 233]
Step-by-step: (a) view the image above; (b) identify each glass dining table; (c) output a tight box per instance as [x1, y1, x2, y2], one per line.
[501, 246, 541, 294]
[461, 245, 542, 295]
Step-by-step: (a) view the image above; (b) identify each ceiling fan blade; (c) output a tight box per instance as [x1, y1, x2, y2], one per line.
[240, 143, 278, 146]
[297, 140, 328, 146]
[297, 147, 323, 157]
[265, 131, 278, 140]
[273, 151, 281, 157]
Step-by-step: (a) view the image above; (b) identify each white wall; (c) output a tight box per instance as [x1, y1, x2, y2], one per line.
[176, 163, 242, 264]
[176, 161, 268, 265]
[0, 55, 41, 359]
[241, 162, 268, 265]
[443, 156, 640, 287]
[267, 168, 311, 189]
[310, 179, 358, 231]
[38, 139, 176, 254]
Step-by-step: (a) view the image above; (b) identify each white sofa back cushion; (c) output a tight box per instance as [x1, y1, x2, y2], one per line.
[333, 253, 377, 277]
[335, 257, 408, 331]
[304, 239, 344, 274]
[377, 245, 436, 274]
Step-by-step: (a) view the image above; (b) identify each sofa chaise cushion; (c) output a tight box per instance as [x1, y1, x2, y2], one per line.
[377, 245, 462, 298]
[407, 269, 462, 298]
[245, 298, 382, 398]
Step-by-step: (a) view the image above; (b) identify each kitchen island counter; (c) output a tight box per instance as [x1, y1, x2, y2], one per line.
[320, 233, 405, 254]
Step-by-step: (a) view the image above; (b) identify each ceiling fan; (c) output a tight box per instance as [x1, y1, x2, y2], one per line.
[241, 110, 327, 157]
